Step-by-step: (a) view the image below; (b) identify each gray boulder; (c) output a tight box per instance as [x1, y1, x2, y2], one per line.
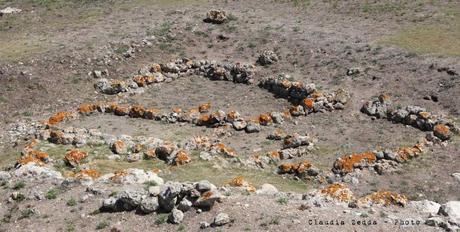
[168, 208, 184, 224]
[139, 197, 159, 214]
[212, 213, 230, 227]
[439, 201, 460, 225]
[158, 182, 182, 212]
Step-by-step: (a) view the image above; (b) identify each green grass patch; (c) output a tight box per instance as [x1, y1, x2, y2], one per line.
[12, 181, 26, 190]
[45, 188, 58, 200]
[95, 221, 109, 230]
[381, 25, 460, 57]
[380, 7, 460, 57]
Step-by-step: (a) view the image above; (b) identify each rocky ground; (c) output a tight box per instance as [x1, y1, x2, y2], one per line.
[0, 0, 459, 231]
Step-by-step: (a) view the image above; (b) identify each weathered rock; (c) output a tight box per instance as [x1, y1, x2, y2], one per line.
[257, 50, 279, 66]
[193, 189, 222, 210]
[101, 197, 118, 212]
[256, 184, 278, 195]
[14, 163, 63, 179]
[452, 173, 460, 184]
[148, 186, 161, 196]
[282, 133, 313, 149]
[111, 169, 164, 185]
[425, 216, 447, 227]
[117, 190, 145, 211]
[439, 201, 460, 225]
[177, 198, 193, 212]
[270, 112, 284, 124]
[433, 124, 451, 141]
[245, 122, 260, 133]
[212, 213, 230, 227]
[199, 221, 210, 229]
[204, 10, 228, 24]
[195, 180, 216, 192]
[139, 197, 159, 214]
[158, 182, 182, 212]
[232, 119, 247, 131]
[408, 200, 441, 215]
[155, 142, 178, 164]
[0, 7, 22, 14]
[168, 208, 184, 224]
[111, 140, 127, 154]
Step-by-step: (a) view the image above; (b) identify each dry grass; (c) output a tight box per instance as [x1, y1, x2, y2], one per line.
[381, 9, 460, 57]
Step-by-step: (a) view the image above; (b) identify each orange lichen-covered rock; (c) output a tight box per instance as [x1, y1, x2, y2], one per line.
[114, 105, 130, 116]
[396, 144, 424, 162]
[289, 105, 304, 116]
[73, 169, 101, 179]
[258, 113, 272, 126]
[278, 160, 312, 174]
[226, 110, 240, 122]
[174, 150, 191, 165]
[172, 107, 182, 114]
[129, 105, 145, 118]
[197, 114, 211, 126]
[29, 150, 50, 163]
[212, 143, 237, 157]
[132, 75, 147, 87]
[229, 176, 247, 187]
[281, 79, 292, 89]
[378, 94, 391, 104]
[111, 140, 127, 154]
[17, 155, 44, 166]
[228, 176, 256, 192]
[311, 90, 323, 99]
[144, 108, 161, 120]
[433, 123, 451, 141]
[64, 149, 88, 167]
[24, 139, 39, 153]
[78, 103, 97, 114]
[132, 144, 144, 153]
[333, 152, 377, 175]
[144, 149, 156, 159]
[282, 109, 292, 119]
[110, 170, 128, 182]
[320, 183, 354, 202]
[188, 136, 212, 150]
[302, 98, 314, 109]
[268, 150, 280, 160]
[418, 111, 431, 120]
[358, 190, 408, 207]
[198, 102, 211, 113]
[150, 63, 162, 73]
[107, 102, 119, 113]
[47, 111, 74, 125]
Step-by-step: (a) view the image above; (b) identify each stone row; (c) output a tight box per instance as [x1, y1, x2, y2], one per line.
[258, 74, 350, 114]
[361, 94, 459, 141]
[32, 126, 238, 166]
[304, 183, 408, 208]
[332, 141, 426, 176]
[94, 58, 256, 95]
[100, 180, 224, 225]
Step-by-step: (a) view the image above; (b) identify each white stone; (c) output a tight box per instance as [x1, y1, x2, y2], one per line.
[408, 200, 441, 215]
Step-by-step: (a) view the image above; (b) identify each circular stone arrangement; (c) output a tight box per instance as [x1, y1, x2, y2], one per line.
[8, 51, 460, 227]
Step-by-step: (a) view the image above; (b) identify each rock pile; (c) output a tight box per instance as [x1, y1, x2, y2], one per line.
[259, 74, 349, 113]
[101, 181, 223, 223]
[204, 10, 228, 24]
[304, 183, 408, 208]
[361, 94, 459, 141]
[95, 58, 256, 95]
[332, 142, 426, 175]
[257, 50, 279, 66]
